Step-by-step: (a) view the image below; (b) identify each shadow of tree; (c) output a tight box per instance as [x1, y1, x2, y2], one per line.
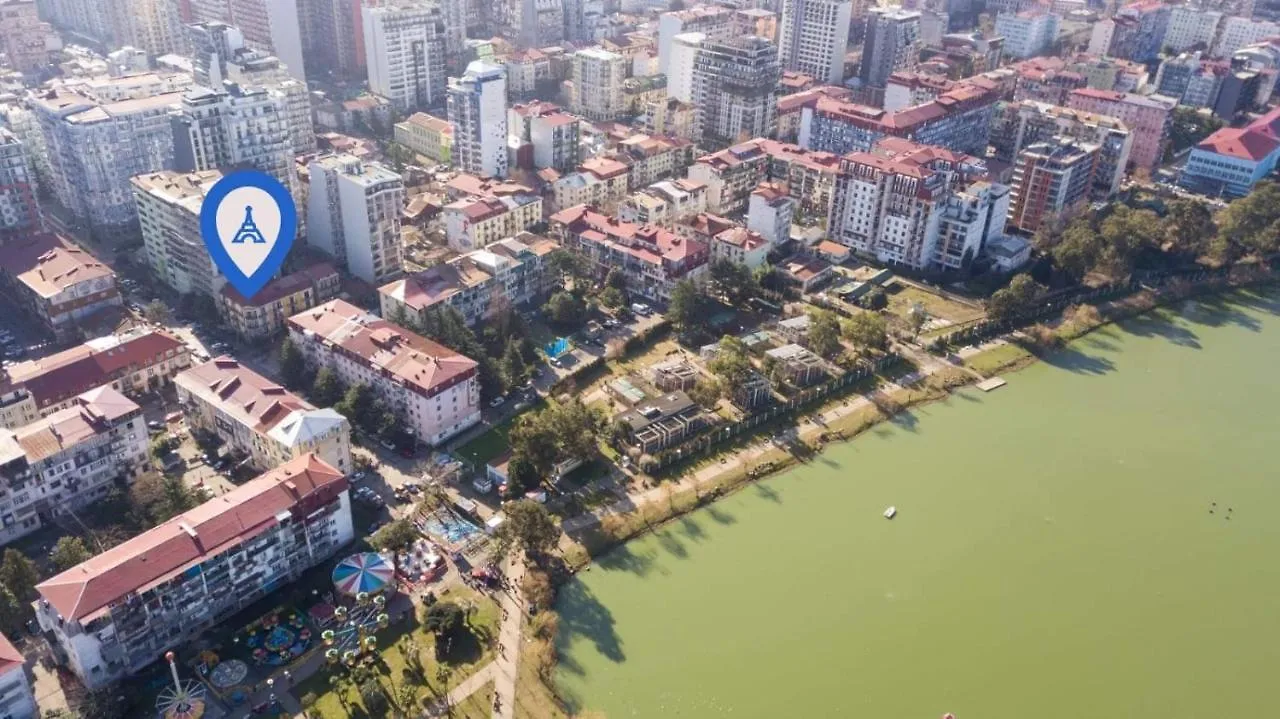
[594, 542, 658, 577]
[753, 483, 782, 504]
[654, 528, 688, 559]
[706, 505, 737, 525]
[676, 515, 706, 542]
[1040, 345, 1118, 375]
[1183, 294, 1264, 332]
[554, 580, 625, 668]
[1122, 313, 1201, 349]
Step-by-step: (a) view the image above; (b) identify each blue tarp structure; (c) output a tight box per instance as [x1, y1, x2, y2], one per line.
[544, 337, 571, 358]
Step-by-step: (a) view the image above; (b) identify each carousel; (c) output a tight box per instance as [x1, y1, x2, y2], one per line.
[317, 552, 396, 667]
[331, 552, 396, 597]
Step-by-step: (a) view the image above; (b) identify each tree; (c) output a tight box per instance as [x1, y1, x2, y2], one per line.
[543, 292, 586, 329]
[842, 312, 888, 350]
[1052, 221, 1105, 280]
[861, 288, 888, 310]
[1163, 198, 1216, 257]
[599, 286, 625, 309]
[149, 434, 178, 459]
[501, 337, 528, 387]
[311, 367, 344, 407]
[278, 338, 308, 389]
[1215, 182, 1280, 259]
[546, 249, 589, 288]
[806, 309, 842, 358]
[708, 336, 752, 385]
[50, 536, 91, 571]
[370, 518, 419, 575]
[504, 452, 541, 498]
[494, 499, 559, 559]
[0, 586, 24, 635]
[1097, 206, 1160, 277]
[129, 473, 196, 525]
[424, 601, 465, 639]
[0, 549, 38, 602]
[987, 273, 1045, 322]
[604, 268, 627, 291]
[358, 679, 389, 717]
[143, 301, 171, 325]
[76, 689, 129, 719]
[688, 379, 723, 409]
[668, 279, 708, 333]
[707, 259, 758, 305]
[336, 383, 378, 430]
[508, 400, 600, 479]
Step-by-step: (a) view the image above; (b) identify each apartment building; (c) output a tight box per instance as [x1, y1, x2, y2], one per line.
[30, 74, 188, 241]
[306, 154, 405, 285]
[1163, 6, 1222, 54]
[656, 5, 733, 74]
[990, 100, 1133, 198]
[830, 138, 1009, 271]
[691, 36, 782, 149]
[188, 0, 307, 82]
[443, 192, 543, 252]
[747, 184, 796, 247]
[777, 0, 851, 84]
[448, 61, 509, 178]
[1065, 55, 1150, 94]
[176, 357, 352, 473]
[666, 32, 706, 105]
[553, 156, 632, 211]
[1179, 106, 1280, 197]
[508, 103, 581, 172]
[380, 234, 559, 327]
[617, 134, 696, 187]
[775, 85, 855, 141]
[132, 169, 227, 299]
[171, 84, 294, 191]
[860, 7, 922, 88]
[571, 48, 628, 121]
[0, 633, 35, 719]
[1010, 56, 1086, 105]
[0, 387, 148, 546]
[1215, 16, 1280, 59]
[0, 0, 59, 73]
[287, 300, 481, 446]
[1007, 139, 1099, 233]
[503, 49, 552, 99]
[687, 141, 770, 214]
[549, 205, 710, 301]
[996, 9, 1060, 59]
[0, 234, 122, 340]
[394, 113, 454, 164]
[224, 50, 315, 155]
[362, 2, 447, 112]
[0, 330, 190, 431]
[1065, 88, 1176, 171]
[710, 226, 770, 269]
[1088, 1, 1169, 63]
[218, 262, 341, 340]
[618, 178, 708, 227]
[35, 455, 352, 688]
[799, 76, 1003, 156]
[0, 130, 38, 238]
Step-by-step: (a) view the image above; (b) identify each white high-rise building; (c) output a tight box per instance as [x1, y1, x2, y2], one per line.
[859, 7, 921, 88]
[668, 32, 705, 104]
[1215, 17, 1280, 59]
[691, 36, 781, 147]
[306, 154, 406, 284]
[1163, 6, 1222, 54]
[131, 169, 227, 298]
[448, 61, 509, 178]
[172, 85, 295, 191]
[995, 9, 1060, 59]
[656, 6, 733, 75]
[570, 47, 627, 121]
[226, 51, 315, 155]
[188, 21, 247, 87]
[362, 2, 448, 112]
[777, 0, 852, 84]
[188, 0, 307, 81]
[0, 129, 39, 237]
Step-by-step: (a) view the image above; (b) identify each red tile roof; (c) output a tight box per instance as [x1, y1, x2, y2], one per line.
[37, 454, 347, 622]
[0, 330, 187, 408]
[175, 358, 314, 435]
[220, 262, 337, 307]
[1195, 127, 1280, 161]
[287, 300, 477, 398]
[0, 633, 21, 677]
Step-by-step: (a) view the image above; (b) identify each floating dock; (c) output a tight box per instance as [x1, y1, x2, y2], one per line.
[976, 377, 1007, 392]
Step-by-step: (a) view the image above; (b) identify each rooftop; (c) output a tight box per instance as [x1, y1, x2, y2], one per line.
[0, 330, 186, 408]
[220, 262, 337, 307]
[287, 300, 478, 397]
[36, 454, 346, 622]
[6, 386, 138, 464]
[175, 358, 330, 440]
[0, 233, 114, 299]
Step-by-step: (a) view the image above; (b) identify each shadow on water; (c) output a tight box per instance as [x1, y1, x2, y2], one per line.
[706, 505, 737, 525]
[1123, 312, 1202, 349]
[556, 579, 626, 669]
[1183, 293, 1265, 332]
[754, 482, 782, 504]
[1040, 343, 1118, 375]
[594, 540, 659, 578]
[655, 528, 689, 559]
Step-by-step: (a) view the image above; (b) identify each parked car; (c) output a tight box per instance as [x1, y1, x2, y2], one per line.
[489, 395, 506, 408]
[379, 439, 396, 451]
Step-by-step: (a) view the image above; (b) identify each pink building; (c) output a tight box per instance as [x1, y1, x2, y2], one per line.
[1066, 88, 1176, 172]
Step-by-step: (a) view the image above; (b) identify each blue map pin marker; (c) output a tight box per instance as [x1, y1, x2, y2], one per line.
[200, 169, 297, 301]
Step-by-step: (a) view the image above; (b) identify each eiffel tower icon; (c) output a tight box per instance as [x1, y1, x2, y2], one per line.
[231, 205, 268, 244]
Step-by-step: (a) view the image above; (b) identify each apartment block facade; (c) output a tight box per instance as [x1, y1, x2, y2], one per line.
[990, 100, 1133, 198]
[362, 2, 448, 112]
[1007, 139, 1099, 233]
[777, 0, 852, 84]
[1065, 88, 1176, 171]
[35, 455, 352, 688]
[448, 61, 509, 178]
[691, 36, 782, 149]
[306, 154, 405, 285]
[0, 387, 148, 546]
[287, 300, 481, 446]
[0, 129, 39, 239]
[218, 262, 341, 340]
[0, 234, 122, 340]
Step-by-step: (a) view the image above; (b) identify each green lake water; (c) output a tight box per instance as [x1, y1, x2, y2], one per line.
[554, 289, 1280, 718]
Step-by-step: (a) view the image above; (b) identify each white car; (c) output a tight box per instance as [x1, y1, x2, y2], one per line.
[489, 396, 506, 408]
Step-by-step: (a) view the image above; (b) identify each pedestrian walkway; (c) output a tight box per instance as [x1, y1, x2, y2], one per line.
[422, 662, 496, 717]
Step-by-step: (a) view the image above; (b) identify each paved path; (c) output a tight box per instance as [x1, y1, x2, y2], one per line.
[491, 555, 526, 718]
[422, 661, 496, 716]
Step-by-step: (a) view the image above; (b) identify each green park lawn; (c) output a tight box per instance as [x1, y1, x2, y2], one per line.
[963, 343, 1033, 377]
[295, 586, 500, 719]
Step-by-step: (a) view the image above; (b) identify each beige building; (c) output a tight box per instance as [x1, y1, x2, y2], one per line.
[394, 112, 454, 164]
[176, 357, 353, 474]
[218, 262, 341, 340]
[442, 193, 544, 252]
[132, 169, 227, 299]
[0, 330, 190, 430]
[571, 47, 627, 121]
[0, 233, 122, 340]
[552, 156, 631, 211]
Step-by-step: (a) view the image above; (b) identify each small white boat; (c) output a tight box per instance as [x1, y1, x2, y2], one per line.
[884, 506, 897, 519]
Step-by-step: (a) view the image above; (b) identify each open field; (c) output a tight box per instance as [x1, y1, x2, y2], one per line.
[887, 284, 986, 325]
